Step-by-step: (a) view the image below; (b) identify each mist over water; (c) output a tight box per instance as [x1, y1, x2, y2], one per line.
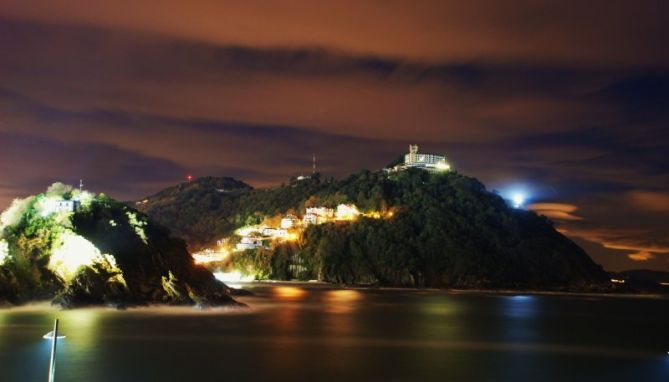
[1, 284, 668, 381]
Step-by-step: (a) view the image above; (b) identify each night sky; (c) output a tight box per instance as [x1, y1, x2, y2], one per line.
[1, 1, 668, 272]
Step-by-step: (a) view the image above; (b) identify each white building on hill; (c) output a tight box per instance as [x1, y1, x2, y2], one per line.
[280, 215, 299, 229]
[336, 204, 360, 221]
[390, 145, 451, 172]
[303, 213, 318, 225]
[304, 207, 334, 224]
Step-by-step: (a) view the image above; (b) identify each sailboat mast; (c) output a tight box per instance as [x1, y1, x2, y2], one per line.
[48, 319, 58, 382]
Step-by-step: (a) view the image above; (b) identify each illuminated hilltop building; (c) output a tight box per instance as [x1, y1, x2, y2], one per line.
[48, 179, 86, 214]
[50, 199, 80, 214]
[391, 145, 451, 172]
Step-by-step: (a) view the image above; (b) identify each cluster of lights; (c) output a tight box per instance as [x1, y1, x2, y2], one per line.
[198, 204, 398, 278]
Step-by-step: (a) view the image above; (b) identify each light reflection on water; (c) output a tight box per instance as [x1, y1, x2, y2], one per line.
[323, 289, 362, 314]
[272, 286, 308, 301]
[0, 286, 668, 382]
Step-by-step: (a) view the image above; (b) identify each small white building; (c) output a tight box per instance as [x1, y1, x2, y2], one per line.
[306, 207, 334, 217]
[303, 213, 318, 225]
[305, 207, 334, 224]
[262, 227, 289, 239]
[280, 215, 299, 229]
[235, 237, 264, 251]
[336, 204, 360, 221]
[53, 199, 80, 214]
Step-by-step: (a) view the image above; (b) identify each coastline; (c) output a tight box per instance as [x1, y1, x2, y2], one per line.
[238, 280, 669, 300]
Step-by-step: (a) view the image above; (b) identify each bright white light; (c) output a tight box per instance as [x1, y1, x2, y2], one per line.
[335, 204, 360, 221]
[49, 232, 105, 282]
[214, 271, 254, 283]
[512, 193, 526, 208]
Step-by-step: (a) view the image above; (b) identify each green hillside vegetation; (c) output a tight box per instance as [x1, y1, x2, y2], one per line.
[0, 183, 239, 308]
[139, 169, 609, 290]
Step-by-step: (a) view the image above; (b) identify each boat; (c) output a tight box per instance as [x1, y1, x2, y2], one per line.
[43, 331, 66, 340]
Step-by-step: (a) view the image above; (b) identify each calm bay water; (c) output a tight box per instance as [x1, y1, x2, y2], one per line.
[1, 283, 668, 381]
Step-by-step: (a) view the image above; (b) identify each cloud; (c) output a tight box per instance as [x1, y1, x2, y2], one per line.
[527, 203, 583, 221]
[563, 227, 669, 262]
[627, 251, 655, 261]
[1, 1, 668, 65]
[0, 131, 187, 207]
[628, 191, 669, 212]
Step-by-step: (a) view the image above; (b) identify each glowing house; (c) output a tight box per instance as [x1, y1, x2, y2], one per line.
[41, 199, 80, 216]
[280, 215, 299, 229]
[304, 207, 334, 224]
[336, 204, 360, 221]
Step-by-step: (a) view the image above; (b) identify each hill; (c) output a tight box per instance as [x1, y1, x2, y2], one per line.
[0, 183, 240, 308]
[137, 169, 610, 290]
[135, 176, 253, 248]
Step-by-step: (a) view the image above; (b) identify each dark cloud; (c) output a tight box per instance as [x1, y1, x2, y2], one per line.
[2, 1, 669, 65]
[0, 131, 186, 205]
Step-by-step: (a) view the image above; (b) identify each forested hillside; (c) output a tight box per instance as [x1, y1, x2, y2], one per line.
[138, 169, 609, 290]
